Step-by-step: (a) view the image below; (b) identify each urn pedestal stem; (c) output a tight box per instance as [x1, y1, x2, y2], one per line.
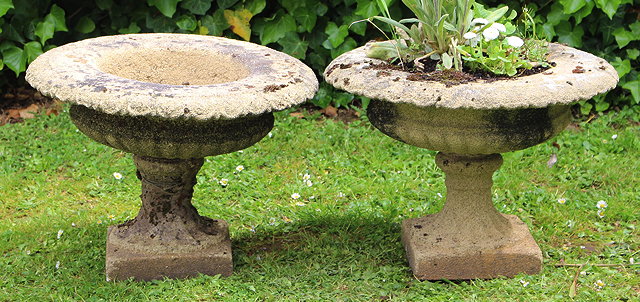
[401, 152, 542, 280]
[106, 156, 232, 281]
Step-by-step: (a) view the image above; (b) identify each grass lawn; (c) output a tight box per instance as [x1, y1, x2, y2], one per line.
[0, 105, 638, 301]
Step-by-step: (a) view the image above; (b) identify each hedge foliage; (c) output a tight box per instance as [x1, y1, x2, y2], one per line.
[1, 0, 638, 112]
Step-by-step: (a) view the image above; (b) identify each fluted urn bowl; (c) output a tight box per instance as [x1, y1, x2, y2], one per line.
[26, 33, 318, 281]
[325, 43, 618, 280]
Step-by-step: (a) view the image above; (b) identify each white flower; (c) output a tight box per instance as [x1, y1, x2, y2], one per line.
[305, 180, 313, 187]
[595, 280, 605, 288]
[489, 22, 507, 33]
[596, 200, 608, 209]
[463, 32, 478, 40]
[113, 172, 123, 180]
[597, 210, 605, 218]
[482, 27, 500, 41]
[303, 173, 311, 181]
[471, 18, 489, 26]
[291, 193, 301, 200]
[268, 132, 273, 138]
[519, 279, 529, 287]
[337, 192, 346, 198]
[611, 134, 618, 139]
[55, 261, 61, 270]
[219, 179, 229, 187]
[295, 202, 306, 207]
[437, 193, 443, 198]
[558, 198, 567, 204]
[630, 257, 635, 264]
[108, 214, 115, 220]
[71, 222, 76, 227]
[57, 229, 64, 239]
[235, 165, 244, 172]
[506, 36, 525, 48]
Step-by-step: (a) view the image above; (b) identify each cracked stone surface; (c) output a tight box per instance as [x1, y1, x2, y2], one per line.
[26, 33, 318, 120]
[324, 43, 618, 110]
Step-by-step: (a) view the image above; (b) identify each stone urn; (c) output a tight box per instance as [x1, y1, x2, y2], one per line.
[324, 43, 618, 280]
[26, 33, 318, 281]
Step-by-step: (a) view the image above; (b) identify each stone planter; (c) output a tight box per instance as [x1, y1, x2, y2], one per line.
[324, 43, 618, 280]
[26, 33, 318, 281]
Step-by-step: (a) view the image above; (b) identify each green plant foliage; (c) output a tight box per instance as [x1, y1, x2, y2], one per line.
[0, 0, 638, 111]
[479, 0, 639, 114]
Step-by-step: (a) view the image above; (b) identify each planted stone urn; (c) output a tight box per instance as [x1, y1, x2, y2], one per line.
[26, 33, 318, 281]
[325, 43, 618, 280]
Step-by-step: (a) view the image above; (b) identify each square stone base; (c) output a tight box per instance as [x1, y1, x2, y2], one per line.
[106, 220, 233, 281]
[402, 214, 542, 280]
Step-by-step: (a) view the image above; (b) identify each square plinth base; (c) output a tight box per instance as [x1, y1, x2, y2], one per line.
[402, 214, 542, 280]
[105, 220, 233, 281]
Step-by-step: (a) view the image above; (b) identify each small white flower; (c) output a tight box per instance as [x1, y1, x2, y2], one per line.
[305, 180, 313, 187]
[237, 150, 244, 153]
[291, 193, 301, 200]
[303, 173, 311, 181]
[57, 229, 64, 239]
[71, 222, 76, 227]
[519, 279, 529, 287]
[595, 279, 605, 288]
[309, 196, 315, 200]
[337, 192, 346, 198]
[26, 250, 31, 255]
[482, 27, 500, 41]
[463, 32, 478, 40]
[596, 200, 608, 209]
[108, 214, 115, 220]
[630, 257, 635, 264]
[506, 36, 525, 48]
[268, 132, 273, 138]
[55, 261, 61, 270]
[437, 193, 443, 198]
[558, 198, 567, 204]
[597, 210, 605, 218]
[219, 179, 229, 187]
[611, 134, 618, 140]
[295, 201, 306, 207]
[235, 165, 244, 172]
[471, 18, 489, 26]
[489, 22, 507, 33]
[113, 172, 123, 180]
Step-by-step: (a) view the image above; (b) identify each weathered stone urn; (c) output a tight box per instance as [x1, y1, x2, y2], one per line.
[26, 33, 318, 281]
[325, 43, 618, 280]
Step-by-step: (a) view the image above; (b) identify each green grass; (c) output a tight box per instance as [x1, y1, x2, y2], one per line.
[0, 105, 638, 301]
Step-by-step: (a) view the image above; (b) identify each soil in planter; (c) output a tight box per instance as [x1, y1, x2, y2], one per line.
[366, 58, 552, 87]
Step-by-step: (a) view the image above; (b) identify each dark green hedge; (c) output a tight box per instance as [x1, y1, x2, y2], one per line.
[1, 0, 638, 112]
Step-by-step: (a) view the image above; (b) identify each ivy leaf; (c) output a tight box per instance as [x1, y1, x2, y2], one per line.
[324, 22, 349, 49]
[594, 0, 621, 19]
[277, 32, 308, 59]
[556, 21, 584, 48]
[1, 45, 26, 76]
[546, 2, 570, 25]
[48, 4, 68, 32]
[23, 41, 43, 63]
[118, 22, 141, 34]
[258, 12, 296, 45]
[294, 7, 316, 33]
[627, 49, 640, 60]
[629, 21, 640, 36]
[0, 0, 14, 17]
[176, 14, 197, 31]
[559, 0, 586, 14]
[612, 28, 637, 48]
[149, 0, 180, 18]
[180, 0, 210, 15]
[355, 0, 378, 17]
[216, 0, 238, 10]
[146, 13, 177, 32]
[610, 57, 631, 78]
[622, 79, 640, 104]
[223, 9, 252, 41]
[34, 20, 55, 45]
[201, 10, 228, 36]
[572, 1, 594, 24]
[246, 0, 266, 15]
[75, 16, 96, 34]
